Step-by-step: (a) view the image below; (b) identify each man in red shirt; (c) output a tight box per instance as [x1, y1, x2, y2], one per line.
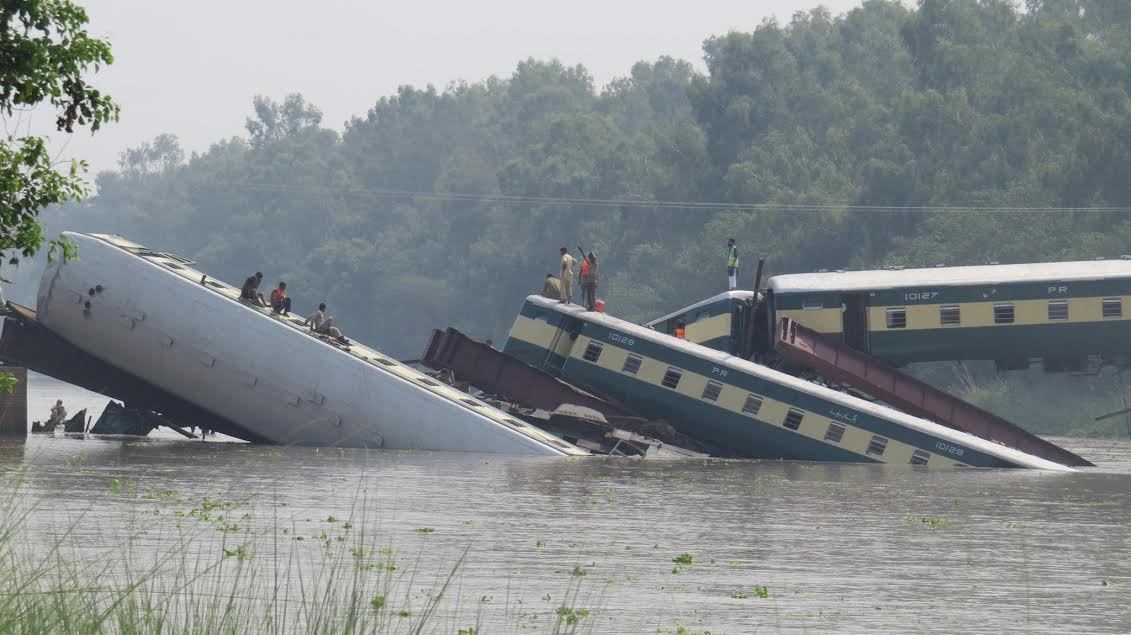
[270, 281, 291, 315]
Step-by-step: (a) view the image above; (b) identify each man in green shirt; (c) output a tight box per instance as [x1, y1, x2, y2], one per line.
[727, 238, 740, 291]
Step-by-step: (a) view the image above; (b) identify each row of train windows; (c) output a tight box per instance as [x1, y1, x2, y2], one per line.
[581, 339, 933, 464]
[885, 297, 1124, 328]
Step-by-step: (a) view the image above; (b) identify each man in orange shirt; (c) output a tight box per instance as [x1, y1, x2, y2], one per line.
[270, 281, 291, 315]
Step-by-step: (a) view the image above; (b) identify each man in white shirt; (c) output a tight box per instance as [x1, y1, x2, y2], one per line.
[559, 247, 576, 304]
[304, 302, 348, 343]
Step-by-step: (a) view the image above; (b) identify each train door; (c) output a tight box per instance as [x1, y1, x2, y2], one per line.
[731, 301, 749, 357]
[842, 293, 870, 353]
[542, 314, 584, 375]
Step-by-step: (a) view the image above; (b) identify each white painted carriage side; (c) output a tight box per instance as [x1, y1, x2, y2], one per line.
[36, 233, 583, 455]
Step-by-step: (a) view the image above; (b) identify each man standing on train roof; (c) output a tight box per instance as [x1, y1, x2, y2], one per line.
[577, 246, 598, 311]
[726, 238, 740, 291]
[559, 247, 576, 304]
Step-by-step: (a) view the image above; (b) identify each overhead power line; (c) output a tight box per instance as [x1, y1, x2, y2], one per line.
[227, 181, 1131, 213]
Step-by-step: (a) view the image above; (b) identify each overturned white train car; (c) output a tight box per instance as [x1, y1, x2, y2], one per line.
[35, 232, 584, 455]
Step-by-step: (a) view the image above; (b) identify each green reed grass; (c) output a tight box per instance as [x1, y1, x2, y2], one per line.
[0, 468, 600, 634]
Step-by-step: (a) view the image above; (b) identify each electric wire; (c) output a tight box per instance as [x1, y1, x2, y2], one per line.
[223, 181, 1131, 213]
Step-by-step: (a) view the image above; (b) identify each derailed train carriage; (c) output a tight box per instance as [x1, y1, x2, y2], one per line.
[647, 259, 1131, 370]
[505, 296, 1068, 469]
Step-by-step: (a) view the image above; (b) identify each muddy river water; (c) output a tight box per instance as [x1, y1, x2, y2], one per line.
[3, 373, 1129, 633]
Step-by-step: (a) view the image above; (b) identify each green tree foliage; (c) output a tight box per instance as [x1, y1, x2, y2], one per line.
[1, 0, 117, 265]
[57, 1, 1131, 378]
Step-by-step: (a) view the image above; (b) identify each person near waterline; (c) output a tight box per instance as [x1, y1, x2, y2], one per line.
[270, 281, 292, 315]
[305, 302, 349, 344]
[48, 399, 67, 426]
[541, 274, 563, 301]
[726, 238, 740, 291]
[577, 246, 598, 311]
[559, 247, 576, 304]
[240, 272, 267, 306]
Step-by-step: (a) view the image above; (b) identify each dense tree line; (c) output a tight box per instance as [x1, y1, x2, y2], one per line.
[31, 0, 1131, 435]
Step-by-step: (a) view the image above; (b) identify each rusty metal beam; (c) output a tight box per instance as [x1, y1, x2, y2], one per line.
[776, 317, 1092, 467]
[421, 327, 633, 419]
[0, 367, 27, 437]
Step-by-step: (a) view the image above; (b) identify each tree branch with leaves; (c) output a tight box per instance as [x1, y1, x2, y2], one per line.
[0, 0, 118, 267]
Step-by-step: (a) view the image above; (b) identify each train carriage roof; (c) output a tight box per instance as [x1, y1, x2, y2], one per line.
[768, 260, 1131, 293]
[522, 295, 1068, 470]
[645, 290, 755, 328]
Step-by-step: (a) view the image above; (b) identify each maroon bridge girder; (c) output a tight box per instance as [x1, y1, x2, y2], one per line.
[420, 327, 633, 419]
[776, 317, 1092, 468]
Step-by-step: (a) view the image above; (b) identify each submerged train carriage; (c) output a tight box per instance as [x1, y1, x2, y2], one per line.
[768, 261, 1131, 368]
[35, 233, 586, 455]
[505, 296, 1068, 469]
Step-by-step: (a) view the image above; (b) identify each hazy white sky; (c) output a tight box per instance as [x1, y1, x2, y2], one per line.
[47, 0, 863, 175]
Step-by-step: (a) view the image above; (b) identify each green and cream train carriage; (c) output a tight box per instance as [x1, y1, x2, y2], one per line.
[645, 260, 1131, 369]
[505, 296, 1067, 469]
[646, 291, 758, 354]
[768, 260, 1131, 368]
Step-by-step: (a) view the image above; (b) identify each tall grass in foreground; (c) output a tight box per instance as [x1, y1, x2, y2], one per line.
[0, 468, 600, 634]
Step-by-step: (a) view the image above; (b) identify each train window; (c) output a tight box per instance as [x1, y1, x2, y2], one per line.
[783, 408, 804, 430]
[939, 305, 961, 326]
[741, 394, 764, 416]
[1103, 298, 1123, 319]
[661, 367, 683, 390]
[824, 421, 846, 443]
[701, 380, 723, 402]
[866, 435, 889, 457]
[582, 341, 603, 363]
[1047, 300, 1069, 322]
[622, 353, 643, 375]
[910, 449, 931, 466]
[885, 307, 907, 329]
[993, 303, 1014, 324]
[802, 300, 824, 310]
